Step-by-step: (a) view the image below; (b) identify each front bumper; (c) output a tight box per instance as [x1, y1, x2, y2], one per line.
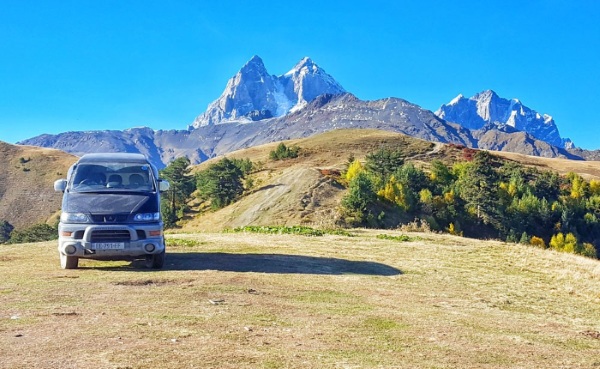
[57, 223, 165, 260]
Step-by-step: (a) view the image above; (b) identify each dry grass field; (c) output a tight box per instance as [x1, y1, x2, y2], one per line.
[0, 142, 76, 229]
[2, 230, 600, 368]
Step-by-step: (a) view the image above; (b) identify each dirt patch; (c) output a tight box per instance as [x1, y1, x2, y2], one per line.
[582, 330, 600, 339]
[111, 278, 194, 287]
[185, 166, 344, 231]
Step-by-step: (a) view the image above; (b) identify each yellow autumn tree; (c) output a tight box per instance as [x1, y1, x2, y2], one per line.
[570, 174, 588, 199]
[563, 233, 578, 253]
[447, 222, 462, 236]
[550, 232, 578, 253]
[590, 179, 600, 196]
[345, 159, 363, 182]
[378, 176, 403, 205]
[529, 236, 546, 248]
[550, 232, 565, 251]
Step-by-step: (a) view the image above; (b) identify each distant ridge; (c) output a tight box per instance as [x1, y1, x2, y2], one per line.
[18, 56, 594, 167]
[436, 90, 573, 149]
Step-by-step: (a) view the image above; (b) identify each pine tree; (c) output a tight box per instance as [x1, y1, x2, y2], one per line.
[196, 157, 246, 209]
[365, 147, 404, 179]
[160, 157, 195, 226]
[0, 220, 14, 243]
[455, 151, 499, 226]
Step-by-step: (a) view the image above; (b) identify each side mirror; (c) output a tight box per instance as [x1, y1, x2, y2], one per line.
[158, 180, 170, 192]
[54, 179, 67, 193]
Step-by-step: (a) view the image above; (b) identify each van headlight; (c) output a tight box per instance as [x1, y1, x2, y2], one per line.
[60, 212, 90, 223]
[134, 213, 160, 222]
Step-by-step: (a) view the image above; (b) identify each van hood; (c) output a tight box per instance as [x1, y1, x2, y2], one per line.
[63, 192, 158, 214]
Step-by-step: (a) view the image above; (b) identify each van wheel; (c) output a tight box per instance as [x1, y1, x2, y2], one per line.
[145, 250, 165, 269]
[60, 252, 79, 269]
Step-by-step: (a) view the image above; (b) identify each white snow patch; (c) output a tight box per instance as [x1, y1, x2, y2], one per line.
[449, 94, 464, 105]
[272, 80, 293, 116]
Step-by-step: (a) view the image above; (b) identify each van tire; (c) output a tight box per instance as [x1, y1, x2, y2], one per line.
[60, 252, 79, 269]
[145, 250, 165, 269]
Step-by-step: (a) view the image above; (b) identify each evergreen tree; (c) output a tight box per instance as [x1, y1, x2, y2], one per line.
[196, 157, 247, 209]
[270, 143, 300, 160]
[342, 172, 377, 223]
[160, 157, 195, 227]
[365, 147, 404, 179]
[454, 151, 499, 226]
[429, 160, 454, 193]
[0, 220, 14, 243]
[531, 170, 561, 202]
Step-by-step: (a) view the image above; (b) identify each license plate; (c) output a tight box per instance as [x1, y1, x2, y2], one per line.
[92, 242, 125, 250]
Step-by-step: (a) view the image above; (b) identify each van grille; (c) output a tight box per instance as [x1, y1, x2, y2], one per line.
[91, 214, 128, 223]
[90, 229, 131, 242]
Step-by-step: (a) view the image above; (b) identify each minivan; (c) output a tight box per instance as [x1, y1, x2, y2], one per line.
[54, 153, 170, 269]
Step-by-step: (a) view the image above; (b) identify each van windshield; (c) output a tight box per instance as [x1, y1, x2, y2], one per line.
[70, 163, 155, 193]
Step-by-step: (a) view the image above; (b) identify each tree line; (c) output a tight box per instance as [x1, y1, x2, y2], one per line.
[341, 148, 598, 258]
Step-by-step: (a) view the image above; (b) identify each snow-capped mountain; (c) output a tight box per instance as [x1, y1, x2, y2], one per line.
[191, 55, 345, 128]
[435, 90, 573, 149]
[20, 57, 594, 167]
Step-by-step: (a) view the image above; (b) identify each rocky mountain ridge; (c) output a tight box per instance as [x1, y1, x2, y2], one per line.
[18, 56, 588, 167]
[436, 90, 573, 149]
[191, 56, 345, 128]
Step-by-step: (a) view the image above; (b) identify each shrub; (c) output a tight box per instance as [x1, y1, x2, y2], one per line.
[399, 218, 432, 233]
[529, 236, 546, 248]
[550, 232, 565, 251]
[269, 143, 300, 160]
[8, 223, 57, 244]
[580, 243, 598, 259]
[447, 222, 463, 236]
[376, 234, 420, 242]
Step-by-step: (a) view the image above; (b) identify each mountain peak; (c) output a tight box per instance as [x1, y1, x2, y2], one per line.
[436, 90, 573, 148]
[448, 94, 465, 105]
[473, 89, 499, 101]
[239, 55, 268, 76]
[244, 55, 265, 67]
[191, 56, 345, 128]
[287, 57, 317, 75]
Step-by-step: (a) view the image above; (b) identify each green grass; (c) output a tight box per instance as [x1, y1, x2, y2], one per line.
[224, 225, 353, 237]
[376, 233, 421, 242]
[167, 237, 204, 247]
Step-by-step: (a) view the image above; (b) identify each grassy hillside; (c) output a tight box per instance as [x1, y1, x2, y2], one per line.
[1, 230, 599, 368]
[183, 129, 600, 232]
[0, 141, 76, 229]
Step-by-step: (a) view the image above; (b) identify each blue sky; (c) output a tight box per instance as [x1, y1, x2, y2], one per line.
[1, 0, 599, 149]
